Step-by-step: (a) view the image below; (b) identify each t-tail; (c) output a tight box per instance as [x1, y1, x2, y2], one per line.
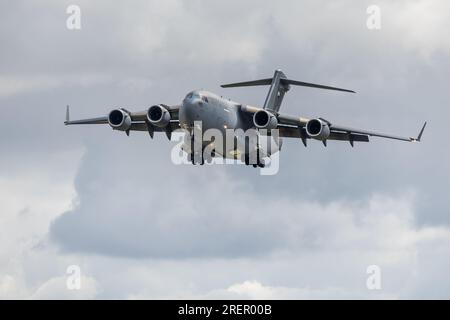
[221, 69, 355, 113]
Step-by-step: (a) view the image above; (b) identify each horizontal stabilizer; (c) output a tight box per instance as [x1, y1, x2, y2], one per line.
[221, 69, 354, 113]
[282, 79, 355, 93]
[221, 77, 354, 93]
[221, 78, 273, 88]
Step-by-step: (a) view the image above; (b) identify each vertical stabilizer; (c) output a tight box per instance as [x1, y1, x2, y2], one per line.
[263, 70, 290, 113]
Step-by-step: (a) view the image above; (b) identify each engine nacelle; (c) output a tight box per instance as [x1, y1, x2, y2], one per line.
[253, 110, 278, 130]
[147, 105, 171, 128]
[306, 118, 331, 140]
[108, 109, 131, 131]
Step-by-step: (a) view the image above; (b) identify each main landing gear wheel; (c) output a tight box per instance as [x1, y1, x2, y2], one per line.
[189, 135, 204, 165]
[190, 152, 204, 165]
[244, 152, 265, 168]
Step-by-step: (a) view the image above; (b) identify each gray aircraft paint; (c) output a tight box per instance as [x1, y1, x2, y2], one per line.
[65, 69, 426, 165]
[178, 90, 273, 160]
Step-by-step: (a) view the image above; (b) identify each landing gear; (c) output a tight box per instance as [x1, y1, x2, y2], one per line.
[189, 134, 202, 165]
[189, 136, 216, 165]
[189, 151, 204, 165]
[190, 150, 215, 165]
[244, 151, 265, 168]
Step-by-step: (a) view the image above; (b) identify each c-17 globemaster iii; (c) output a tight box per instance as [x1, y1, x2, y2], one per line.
[65, 69, 426, 168]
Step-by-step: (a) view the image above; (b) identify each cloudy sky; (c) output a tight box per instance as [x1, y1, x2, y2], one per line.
[1, 0, 449, 299]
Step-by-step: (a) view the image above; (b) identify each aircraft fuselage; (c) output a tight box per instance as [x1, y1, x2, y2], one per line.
[178, 90, 280, 161]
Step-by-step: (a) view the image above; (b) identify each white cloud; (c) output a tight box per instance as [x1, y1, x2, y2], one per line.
[0, 74, 114, 99]
[0, 275, 28, 299]
[2, 177, 450, 299]
[31, 275, 99, 300]
[390, 0, 450, 57]
[90, 192, 450, 299]
[199, 280, 395, 300]
[1, 0, 449, 300]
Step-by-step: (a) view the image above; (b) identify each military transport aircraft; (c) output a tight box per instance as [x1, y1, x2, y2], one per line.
[65, 69, 426, 167]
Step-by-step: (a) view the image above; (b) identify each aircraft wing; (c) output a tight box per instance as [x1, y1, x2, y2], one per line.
[64, 105, 180, 139]
[240, 105, 426, 145]
[278, 125, 369, 142]
[276, 118, 426, 146]
[64, 115, 109, 125]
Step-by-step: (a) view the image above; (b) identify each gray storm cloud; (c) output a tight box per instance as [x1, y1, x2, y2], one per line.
[1, 0, 450, 298]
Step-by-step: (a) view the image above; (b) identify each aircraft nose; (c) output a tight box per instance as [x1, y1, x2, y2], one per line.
[182, 99, 201, 122]
[191, 97, 203, 106]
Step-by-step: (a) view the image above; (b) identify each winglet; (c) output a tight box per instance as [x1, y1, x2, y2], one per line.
[65, 105, 70, 125]
[411, 121, 427, 142]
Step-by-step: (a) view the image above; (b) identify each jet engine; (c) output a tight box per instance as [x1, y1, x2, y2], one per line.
[108, 109, 131, 131]
[306, 118, 330, 140]
[147, 105, 171, 128]
[253, 110, 278, 130]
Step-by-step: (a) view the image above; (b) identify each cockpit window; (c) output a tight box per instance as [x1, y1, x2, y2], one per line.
[185, 91, 201, 100]
[201, 96, 208, 103]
